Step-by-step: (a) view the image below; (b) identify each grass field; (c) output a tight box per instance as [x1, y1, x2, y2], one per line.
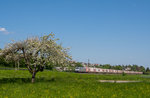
[0, 70, 150, 98]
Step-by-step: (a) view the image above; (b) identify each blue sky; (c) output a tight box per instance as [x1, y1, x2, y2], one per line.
[0, 0, 150, 67]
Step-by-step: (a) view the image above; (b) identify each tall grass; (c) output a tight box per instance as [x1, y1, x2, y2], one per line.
[0, 70, 150, 98]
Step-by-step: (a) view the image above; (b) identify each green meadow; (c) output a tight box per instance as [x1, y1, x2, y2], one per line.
[0, 70, 150, 98]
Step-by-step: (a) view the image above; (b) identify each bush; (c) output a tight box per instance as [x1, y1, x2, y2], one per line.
[143, 72, 150, 75]
[122, 72, 126, 76]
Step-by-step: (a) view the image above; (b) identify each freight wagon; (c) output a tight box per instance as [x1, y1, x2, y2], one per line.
[75, 67, 143, 74]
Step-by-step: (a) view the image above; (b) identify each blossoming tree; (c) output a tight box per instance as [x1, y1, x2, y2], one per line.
[0, 33, 71, 83]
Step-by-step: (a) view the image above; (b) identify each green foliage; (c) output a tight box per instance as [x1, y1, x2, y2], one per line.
[0, 57, 7, 67]
[74, 62, 83, 67]
[146, 67, 150, 72]
[0, 70, 150, 97]
[122, 72, 126, 76]
[45, 62, 54, 70]
[0, 56, 15, 67]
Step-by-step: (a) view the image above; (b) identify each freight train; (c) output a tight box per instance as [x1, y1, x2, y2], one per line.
[75, 67, 143, 74]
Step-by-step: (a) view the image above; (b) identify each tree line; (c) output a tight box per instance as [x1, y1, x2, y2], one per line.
[96, 64, 146, 72]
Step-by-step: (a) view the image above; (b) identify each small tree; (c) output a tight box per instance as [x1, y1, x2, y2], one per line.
[146, 67, 150, 72]
[0, 33, 71, 83]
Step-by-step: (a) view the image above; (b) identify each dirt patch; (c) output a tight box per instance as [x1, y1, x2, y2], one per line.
[99, 80, 141, 83]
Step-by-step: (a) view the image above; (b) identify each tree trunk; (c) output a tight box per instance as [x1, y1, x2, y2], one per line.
[17, 60, 20, 70]
[31, 71, 36, 83]
[15, 62, 17, 70]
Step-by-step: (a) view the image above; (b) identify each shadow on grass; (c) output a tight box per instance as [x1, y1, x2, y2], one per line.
[0, 77, 55, 84]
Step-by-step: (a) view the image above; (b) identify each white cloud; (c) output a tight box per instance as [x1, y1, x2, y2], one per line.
[0, 27, 6, 31]
[0, 27, 11, 34]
